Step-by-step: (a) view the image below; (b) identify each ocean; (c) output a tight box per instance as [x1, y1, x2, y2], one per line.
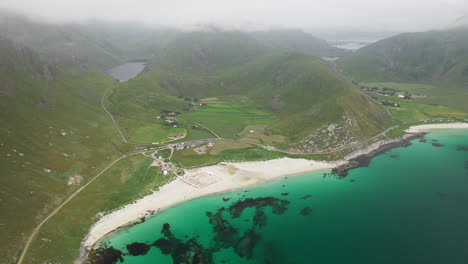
[90, 130, 468, 264]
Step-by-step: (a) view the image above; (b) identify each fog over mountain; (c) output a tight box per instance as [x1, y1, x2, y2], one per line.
[1, 0, 467, 37]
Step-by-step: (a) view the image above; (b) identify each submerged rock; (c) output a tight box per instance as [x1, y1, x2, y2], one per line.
[206, 208, 239, 247]
[431, 143, 444, 147]
[86, 244, 124, 264]
[153, 223, 215, 264]
[300, 207, 313, 216]
[456, 146, 468, 152]
[126, 242, 151, 256]
[436, 192, 449, 200]
[301, 194, 313, 200]
[234, 229, 261, 259]
[228, 197, 290, 218]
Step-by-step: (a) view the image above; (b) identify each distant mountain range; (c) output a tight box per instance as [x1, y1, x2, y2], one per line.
[449, 15, 468, 28]
[338, 27, 468, 87]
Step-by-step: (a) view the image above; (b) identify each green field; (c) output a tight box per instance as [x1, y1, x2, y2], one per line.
[178, 102, 277, 139]
[172, 146, 286, 168]
[361, 83, 468, 122]
[127, 123, 186, 143]
[390, 102, 468, 122]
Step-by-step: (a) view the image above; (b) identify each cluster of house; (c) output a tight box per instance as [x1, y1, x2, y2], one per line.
[169, 143, 186, 151]
[157, 111, 180, 126]
[153, 156, 174, 175]
[193, 142, 215, 155]
[361, 86, 412, 100]
[382, 101, 401, 107]
[167, 133, 185, 140]
[248, 129, 273, 136]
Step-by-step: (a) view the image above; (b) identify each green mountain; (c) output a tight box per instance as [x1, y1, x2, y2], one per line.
[337, 28, 468, 87]
[0, 36, 170, 263]
[250, 29, 351, 57]
[109, 31, 392, 152]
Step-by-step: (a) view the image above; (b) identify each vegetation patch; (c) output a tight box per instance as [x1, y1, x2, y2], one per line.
[239, 124, 286, 145]
[209, 140, 253, 155]
[127, 123, 186, 143]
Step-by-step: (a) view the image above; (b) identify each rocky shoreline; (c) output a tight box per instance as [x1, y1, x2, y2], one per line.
[332, 132, 426, 178]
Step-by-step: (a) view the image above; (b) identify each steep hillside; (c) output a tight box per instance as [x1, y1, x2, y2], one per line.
[0, 37, 166, 263]
[109, 31, 392, 152]
[251, 29, 351, 57]
[338, 28, 468, 87]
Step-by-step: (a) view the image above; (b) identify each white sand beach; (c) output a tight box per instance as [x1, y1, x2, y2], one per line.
[82, 122, 468, 253]
[82, 158, 341, 249]
[405, 123, 468, 133]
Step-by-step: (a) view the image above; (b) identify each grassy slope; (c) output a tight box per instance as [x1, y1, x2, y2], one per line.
[0, 38, 170, 263]
[109, 31, 392, 151]
[337, 28, 468, 112]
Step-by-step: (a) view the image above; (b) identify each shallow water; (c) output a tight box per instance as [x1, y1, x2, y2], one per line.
[107, 63, 146, 82]
[95, 130, 468, 264]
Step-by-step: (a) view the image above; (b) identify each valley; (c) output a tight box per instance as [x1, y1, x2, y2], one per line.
[1, 9, 468, 264]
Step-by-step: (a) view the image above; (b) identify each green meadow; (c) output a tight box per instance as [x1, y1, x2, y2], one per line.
[178, 102, 277, 139]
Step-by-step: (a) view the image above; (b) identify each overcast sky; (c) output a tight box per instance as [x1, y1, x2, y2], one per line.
[1, 0, 467, 34]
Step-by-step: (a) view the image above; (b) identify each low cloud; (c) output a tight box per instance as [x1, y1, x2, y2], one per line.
[1, 0, 467, 34]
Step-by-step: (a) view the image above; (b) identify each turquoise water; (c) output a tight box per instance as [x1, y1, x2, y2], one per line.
[94, 130, 468, 264]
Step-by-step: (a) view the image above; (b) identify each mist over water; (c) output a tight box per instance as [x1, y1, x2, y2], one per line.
[97, 130, 468, 263]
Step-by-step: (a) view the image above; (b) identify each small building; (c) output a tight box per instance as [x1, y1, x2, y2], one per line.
[397, 94, 405, 98]
[156, 115, 161, 119]
[201, 103, 208, 107]
[404, 96, 411, 100]
[163, 170, 168, 175]
[249, 130, 255, 134]
[264, 131, 272, 136]
[168, 112, 177, 116]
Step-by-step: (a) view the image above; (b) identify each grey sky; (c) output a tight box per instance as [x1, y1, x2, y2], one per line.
[1, 0, 467, 33]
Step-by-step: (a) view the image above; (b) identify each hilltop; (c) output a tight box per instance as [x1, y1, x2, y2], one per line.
[250, 29, 351, 57]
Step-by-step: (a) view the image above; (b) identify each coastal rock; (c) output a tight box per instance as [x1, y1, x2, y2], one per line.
[228, 197, 290, 218]
[299, 207, 313, 216]
[126, 242, 151, 256]
[332, 133, 425, 178]
[86, 244, 124, 264]
[456, 146, 468, 152]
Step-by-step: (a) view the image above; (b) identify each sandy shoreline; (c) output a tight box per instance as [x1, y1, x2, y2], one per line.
[81, 122, 468, 255]
[81, 158, 340, 250]
[405, 122, 468, 133]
